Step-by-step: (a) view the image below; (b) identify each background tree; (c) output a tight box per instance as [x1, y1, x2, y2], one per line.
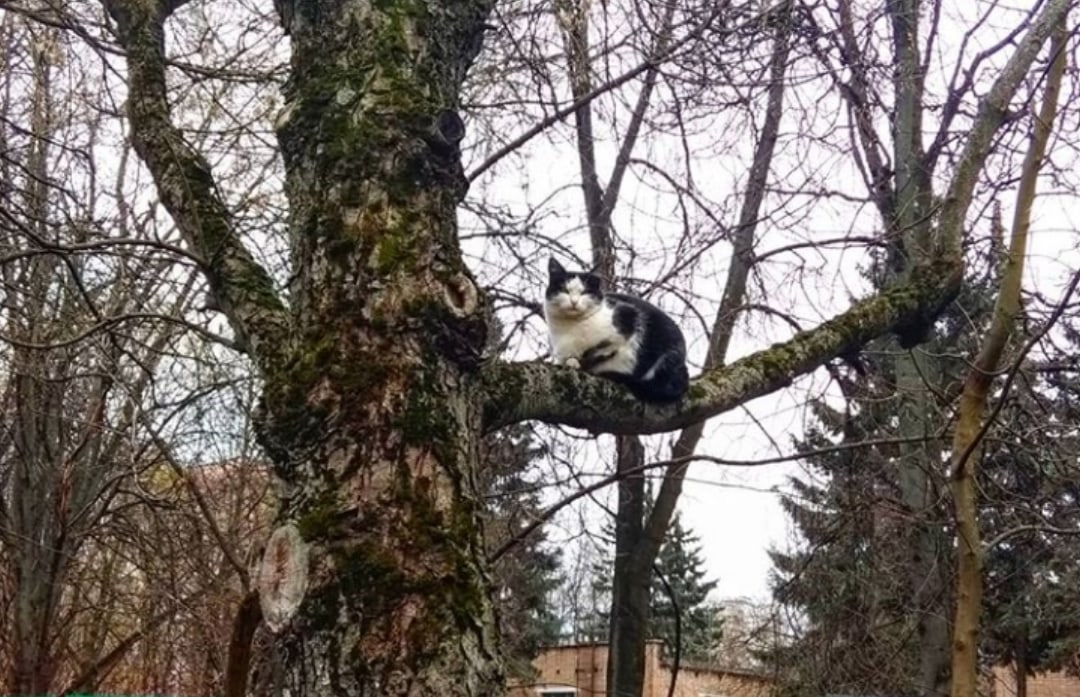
[650, 513, 722, 663]
[0, 5, 281, 694]
[0, 16, 204, 693]
[770, 154, 1080, 697]
[584, 508, 724, 663]
[981, 363, 1080, 697]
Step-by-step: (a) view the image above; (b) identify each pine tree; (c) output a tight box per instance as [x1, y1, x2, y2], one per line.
[581, 509, 721, 662]
[979, 323, 1080, 687]
[766, 258, 997, 695]
[767, 363, 927, 696]
[651, 514, 722, 662]
[769, 258, 1080, 695]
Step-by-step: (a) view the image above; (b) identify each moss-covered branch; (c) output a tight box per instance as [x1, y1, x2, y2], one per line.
[482, 260, 962, 435]
[100, 0, 288, 370]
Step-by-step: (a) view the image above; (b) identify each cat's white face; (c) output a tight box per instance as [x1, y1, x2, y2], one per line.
[545, 262, 605, 320]
[547, 276, 603, 318]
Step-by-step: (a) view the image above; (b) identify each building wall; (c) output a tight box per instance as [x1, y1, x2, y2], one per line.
[509, 643, 609, 697]
[511, 644, 1080, 697]
[655, 661, 772, 697]
[508, 643, 770, 697]
[989, 665, 1080, 697]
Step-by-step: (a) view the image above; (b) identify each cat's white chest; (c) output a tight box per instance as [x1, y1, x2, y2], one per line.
[546, 304, 617, 361]
[546, 304, 637, 375]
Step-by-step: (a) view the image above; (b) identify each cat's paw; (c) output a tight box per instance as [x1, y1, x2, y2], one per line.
[565, 357, 581, 369]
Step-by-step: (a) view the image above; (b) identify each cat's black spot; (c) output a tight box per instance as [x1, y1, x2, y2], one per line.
[580, 340, 616, 371]
[545, 277, 567, 301]
[546, 258, 567, 300]
[611, 304, 637, 337]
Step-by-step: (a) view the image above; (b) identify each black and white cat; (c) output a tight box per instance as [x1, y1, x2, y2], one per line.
[544, 257, 690, 402]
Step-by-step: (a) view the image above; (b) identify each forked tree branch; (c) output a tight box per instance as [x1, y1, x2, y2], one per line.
[934, 0, 1072, 261]
[99, 0, 289, 371]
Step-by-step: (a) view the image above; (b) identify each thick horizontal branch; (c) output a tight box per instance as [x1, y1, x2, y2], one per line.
[101, 0, 288, 370]
[482, 261, 962, 435]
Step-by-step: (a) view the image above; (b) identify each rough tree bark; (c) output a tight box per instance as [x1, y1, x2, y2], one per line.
[948, 26, 1066, 697]
[97, 0, 1071, 695]
[104, 0, 501, 692]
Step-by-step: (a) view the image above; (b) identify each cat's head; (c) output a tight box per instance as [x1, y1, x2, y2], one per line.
[545, 257, 603, 319]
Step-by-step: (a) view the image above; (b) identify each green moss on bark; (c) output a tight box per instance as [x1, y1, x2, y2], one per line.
[296, 488, 344, 541]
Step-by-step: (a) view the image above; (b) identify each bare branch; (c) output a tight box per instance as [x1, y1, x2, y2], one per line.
[98, 0, 288, 369]
[467, 6, 721, 183]
[935, 0, 1071, 261]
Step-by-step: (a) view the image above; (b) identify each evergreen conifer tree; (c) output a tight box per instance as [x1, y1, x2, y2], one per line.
[769, 258, 1080, 696]
[766, 259, 996, 695]
[651, 513, 722, 662]
[581, 507, 721, 662]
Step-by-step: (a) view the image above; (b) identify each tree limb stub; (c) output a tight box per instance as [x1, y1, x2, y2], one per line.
[483, 260, 962, 435]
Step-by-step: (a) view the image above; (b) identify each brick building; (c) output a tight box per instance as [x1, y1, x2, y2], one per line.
[508, 642, 772, 697]
[509, 643, 1080, 697]
[988, 665, 1080, 697]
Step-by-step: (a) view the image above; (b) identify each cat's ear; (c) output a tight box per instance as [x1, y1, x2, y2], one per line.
[548, 257, 567, 277]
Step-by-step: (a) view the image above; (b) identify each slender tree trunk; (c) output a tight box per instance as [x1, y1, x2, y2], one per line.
[7, 29, 63, 696]
[1015, 636, 1028, 697]
[948, 27, 1065, 697]
[606, 438, 649, 697]
[894, 360, 951, 697]
[225, 590, 263, 697]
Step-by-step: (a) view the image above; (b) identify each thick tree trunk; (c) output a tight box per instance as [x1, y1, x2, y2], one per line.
[256, 349, 501, 694]
[233, 1, 502, 694]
